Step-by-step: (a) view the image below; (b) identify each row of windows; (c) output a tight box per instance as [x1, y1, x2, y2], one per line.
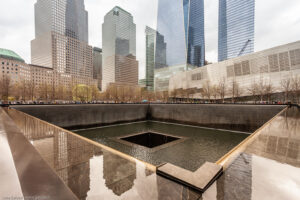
[226, 48, 300, 77]
[191, 69, 208, 81]
[1, 71, 18, 74]
[2, 62, 18, 67]
[2, 66, 18, 71]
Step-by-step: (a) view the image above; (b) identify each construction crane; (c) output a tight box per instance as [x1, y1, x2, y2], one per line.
[238, 39, 251, 57]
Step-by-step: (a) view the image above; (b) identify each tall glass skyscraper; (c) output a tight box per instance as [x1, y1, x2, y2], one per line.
[102, 6, 138, 91]
[145, 26, 166, 91]
[31, 0, 92, 77]
[218, 0, 255, 62]
[154, 0, 204, 91]
[156, 0, 205, 69]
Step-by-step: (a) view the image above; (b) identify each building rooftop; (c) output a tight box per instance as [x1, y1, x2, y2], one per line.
[112, 6, 131, 16]
[0, 48, 25, 63]
[93, 47, 102, 52]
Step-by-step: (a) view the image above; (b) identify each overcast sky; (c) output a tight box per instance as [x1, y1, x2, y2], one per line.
[0, 0, 300, 79]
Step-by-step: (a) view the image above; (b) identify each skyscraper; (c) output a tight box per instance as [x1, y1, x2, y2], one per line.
[156, 0, 205, 69]
[31, 0, 93, 78]
[154, 0, 205, 91]
[102, 6, 138, 91]
[145, 26, 166, 91]
[218, 0, 255, 62]
[93, 47, 102, 90]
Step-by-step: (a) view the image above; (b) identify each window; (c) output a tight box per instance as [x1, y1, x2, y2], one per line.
[227, 65, 234, 77]
[234, 63, 242, 76]
[268, 54, 279, 72]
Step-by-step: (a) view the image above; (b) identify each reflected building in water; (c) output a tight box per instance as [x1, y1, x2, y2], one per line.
[155, 0, 205, 91]
[103, 151, 136, 196]
[102, 6, 139, 91]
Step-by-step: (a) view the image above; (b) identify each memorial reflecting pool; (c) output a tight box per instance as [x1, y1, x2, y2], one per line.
[74, 121, 248, 171]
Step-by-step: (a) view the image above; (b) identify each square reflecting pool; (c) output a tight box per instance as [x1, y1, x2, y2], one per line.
[74, 121, 249, 171]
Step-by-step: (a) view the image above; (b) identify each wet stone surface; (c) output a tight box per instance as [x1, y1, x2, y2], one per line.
[5, 108, 202, 200]
[3, 106, 300, 200]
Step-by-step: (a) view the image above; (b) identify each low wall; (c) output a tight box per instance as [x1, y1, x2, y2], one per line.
[11, 104, 286, 132]
[11, 104, 149, 129]
[150, 104, 286, 132]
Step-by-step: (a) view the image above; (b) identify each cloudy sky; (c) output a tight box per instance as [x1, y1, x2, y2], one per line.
[0, 0, 300, 78]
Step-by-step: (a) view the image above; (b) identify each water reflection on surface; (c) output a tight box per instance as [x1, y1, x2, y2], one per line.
[75, 121, 248, 171]
[7, 109, 201, 200]
[6, 107, 300, 200]
[202, 107, 300, 200]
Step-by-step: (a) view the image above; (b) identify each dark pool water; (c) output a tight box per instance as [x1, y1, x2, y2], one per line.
[74, 121, 249, 171]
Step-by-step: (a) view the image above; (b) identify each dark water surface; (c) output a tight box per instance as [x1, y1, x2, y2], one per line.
[74, 121, 249, 171]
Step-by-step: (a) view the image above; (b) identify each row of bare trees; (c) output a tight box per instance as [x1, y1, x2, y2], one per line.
[101, 84, 169, 103]
[170, 76, 300, 104]
[0, 75, 101, 102]
[1, 74, 300, 104]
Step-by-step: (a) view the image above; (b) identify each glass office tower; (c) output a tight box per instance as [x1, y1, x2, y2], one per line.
[218, 0, 255, 62]
[155, 0, 204, 91]
[156, 0, 205, 68]
[102, 6, 138, 91]
[31, 0, 92, 77]
[145, 26, 166, 91]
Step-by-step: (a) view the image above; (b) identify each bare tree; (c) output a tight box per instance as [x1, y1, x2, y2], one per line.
[56, 84, 66, 100]
[27, 79, 36, 101]
[90, 85, 99, 101]
[202, 80, 212, 101]
[218, 77, 226, 103]
[229, 79, 242, 103]
[0, 75, 12, 101]
[257, 78, 266, 102]
[170, 89, 178, 103]
[265, 82, 275, 103]
[17, 79, 27, 101]
[107, 84, 118, 103]
[211, 85, 219, 102]
[247, 80, 258, 103]
[291, 76, 300, 103]
[12, 83, 21, 101]
[39, 83, 50, 101]
[281, 77, 292, 103]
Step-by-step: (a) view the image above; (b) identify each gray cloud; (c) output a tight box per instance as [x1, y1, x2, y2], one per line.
[0, 0, 299, 79]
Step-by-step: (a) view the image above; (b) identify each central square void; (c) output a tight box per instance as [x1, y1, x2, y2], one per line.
[120, 132, 180, 148]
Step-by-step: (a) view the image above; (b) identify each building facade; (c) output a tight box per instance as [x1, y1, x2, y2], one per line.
[154, 0, 205, 91]
[218, 0, 255, 62]
[156, 0, 205, 68]
[102, 6, 138, 91]
[170, 41, 300, 99]
[93, 47, 102, 90]
[0, 48, 97, 101]
[0, 49, 31, 85]
[31, 0, 93, 78]
[145, 27, 161, 91]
